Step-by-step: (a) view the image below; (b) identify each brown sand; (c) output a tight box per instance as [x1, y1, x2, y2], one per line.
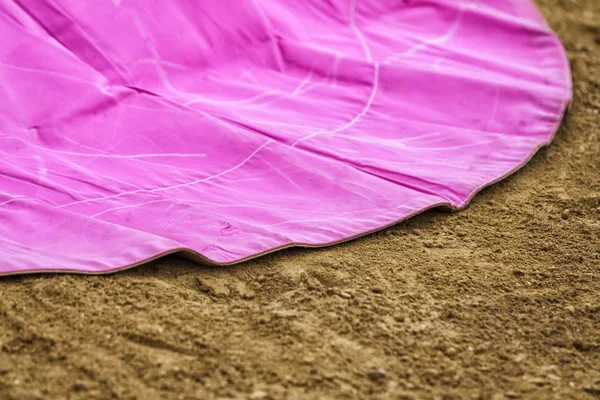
[1, 1, 599, 399]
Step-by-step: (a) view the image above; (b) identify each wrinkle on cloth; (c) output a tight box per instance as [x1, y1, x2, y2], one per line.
[0, 0, 572, 274]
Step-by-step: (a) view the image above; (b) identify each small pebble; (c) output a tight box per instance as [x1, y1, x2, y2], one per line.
[561, 209, 570, 220]
[514, 353, 527, 363]
[445, 347, 457, 357]
[338, 291, 352, 299]
[242, 291, 256, 300]
[528, 377, 546, 386]
[565, 305, 575, 313]
[305, 277, 323, 292]
[272, 310, 298, 319]
[367, 369, 386, 381]
[547, 373, 560, 381]
[152, 326, 163, 335]
[256, 275, 266, 283]
[371, 286, 384, 294]
[250, 391, 268, 399]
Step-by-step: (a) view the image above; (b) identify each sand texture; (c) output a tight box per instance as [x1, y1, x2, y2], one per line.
[0, 0, 599, 399]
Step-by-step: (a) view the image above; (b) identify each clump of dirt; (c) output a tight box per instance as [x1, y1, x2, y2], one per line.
[0, 1, 599, 399]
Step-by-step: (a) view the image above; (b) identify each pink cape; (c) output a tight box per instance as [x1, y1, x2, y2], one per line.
[0, 1, 571, 275]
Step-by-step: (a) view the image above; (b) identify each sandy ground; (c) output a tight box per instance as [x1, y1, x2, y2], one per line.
[0, 1, 599, 399]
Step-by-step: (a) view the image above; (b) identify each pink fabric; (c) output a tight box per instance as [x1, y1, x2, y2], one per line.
[0, 0, 571, 275]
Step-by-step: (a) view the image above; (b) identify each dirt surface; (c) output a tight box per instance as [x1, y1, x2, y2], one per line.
[1, 1, 599, 399]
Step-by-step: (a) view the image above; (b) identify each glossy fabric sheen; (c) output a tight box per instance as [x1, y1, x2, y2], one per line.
[0, 0, 572, 274]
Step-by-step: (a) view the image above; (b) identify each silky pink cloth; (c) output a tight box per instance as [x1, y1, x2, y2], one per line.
[0, 1, 571, 274]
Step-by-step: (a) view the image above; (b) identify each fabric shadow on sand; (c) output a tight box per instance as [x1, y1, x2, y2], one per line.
[0, 0, 572, 274]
